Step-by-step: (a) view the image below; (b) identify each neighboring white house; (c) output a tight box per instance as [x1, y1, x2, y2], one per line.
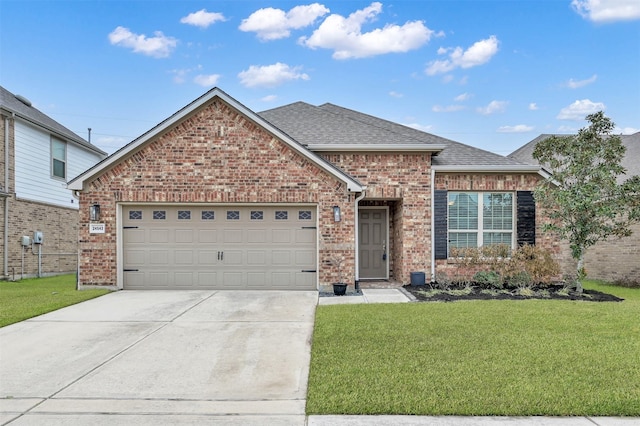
[1, 85, 107, 279]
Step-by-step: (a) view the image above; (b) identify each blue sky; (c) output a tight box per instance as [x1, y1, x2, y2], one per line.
[1, 0, 639, 156]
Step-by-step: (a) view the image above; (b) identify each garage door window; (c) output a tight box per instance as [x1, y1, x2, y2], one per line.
[129, 210, 142, 220]
[227, 210, 240, 220]
[275, 210, 288, 220]
[299, 210, 312, 220]
[251, 211, 264, 220]
[202, 210, 215, 220]
[153, 210, 166, 220]
[178, 210, 191, 220]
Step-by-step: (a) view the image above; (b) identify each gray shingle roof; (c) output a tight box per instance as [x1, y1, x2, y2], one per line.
[259, 101, 528, 168]
[509, 133, 640, 183]
[0, 85, 106, 155]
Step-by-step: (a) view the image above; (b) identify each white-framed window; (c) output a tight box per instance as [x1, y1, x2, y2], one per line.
[51, 138, 66, 179]
[448, 192, 514, 251]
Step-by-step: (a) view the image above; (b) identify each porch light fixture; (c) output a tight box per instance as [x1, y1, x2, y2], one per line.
[333, 205, 341, 222]
[90, 204, 101, 222]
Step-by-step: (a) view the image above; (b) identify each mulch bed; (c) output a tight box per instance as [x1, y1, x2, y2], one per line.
[403, 283, 624, 302]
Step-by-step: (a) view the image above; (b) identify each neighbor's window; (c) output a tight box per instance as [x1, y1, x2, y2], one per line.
[51, 138, 67, 179]
[448, 192, 513, 252]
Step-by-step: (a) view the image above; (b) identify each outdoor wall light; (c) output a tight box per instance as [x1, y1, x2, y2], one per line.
[333, 205, 341, 222]
[90, 204, 101, 222]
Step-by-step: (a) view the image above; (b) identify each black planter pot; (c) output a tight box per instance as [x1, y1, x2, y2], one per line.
[333, 283, 347, 296]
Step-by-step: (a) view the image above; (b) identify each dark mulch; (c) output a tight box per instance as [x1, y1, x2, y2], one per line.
[403, 283, 624, 302]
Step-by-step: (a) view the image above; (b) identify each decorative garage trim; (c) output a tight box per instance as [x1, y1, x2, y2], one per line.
[68, 88, 363, 193]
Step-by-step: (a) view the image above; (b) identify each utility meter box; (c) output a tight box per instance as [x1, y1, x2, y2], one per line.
[21, 236, 31, 246]
[33, 231, 43, 244]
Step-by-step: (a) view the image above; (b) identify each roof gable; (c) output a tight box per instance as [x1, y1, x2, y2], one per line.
[68, 88, 362, 192]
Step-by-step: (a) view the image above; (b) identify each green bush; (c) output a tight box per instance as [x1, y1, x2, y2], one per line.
[472, 270, 503, 289]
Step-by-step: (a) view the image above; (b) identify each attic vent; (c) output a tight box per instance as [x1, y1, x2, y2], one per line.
[15, 95, 32, 107]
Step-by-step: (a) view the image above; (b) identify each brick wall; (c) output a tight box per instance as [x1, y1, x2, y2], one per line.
[434, 172, 575, 279]
[584, 222, 640, 284]
[320, 152, 433, 283]
[79, 99, 355, 287]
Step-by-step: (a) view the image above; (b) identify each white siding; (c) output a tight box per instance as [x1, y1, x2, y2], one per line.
[14, 120, 103, 209]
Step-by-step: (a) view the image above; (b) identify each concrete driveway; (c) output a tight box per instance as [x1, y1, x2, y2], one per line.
[0, 290, 318, 425]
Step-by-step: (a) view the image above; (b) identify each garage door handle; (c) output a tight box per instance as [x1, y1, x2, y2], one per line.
[124, 269, 139, 272]
[301, 270, 317, 273]
[123, 226, 139, 229]
[218, 251, 224, 261]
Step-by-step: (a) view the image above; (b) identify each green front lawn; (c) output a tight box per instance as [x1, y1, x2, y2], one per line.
[0, 274, 110, 327]
[307, 281, 640, 416]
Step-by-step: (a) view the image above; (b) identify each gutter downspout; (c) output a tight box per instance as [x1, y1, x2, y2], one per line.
[353, 187, 367, 291]
[431, 167, 436, 282]
[3, 114, 10, 278]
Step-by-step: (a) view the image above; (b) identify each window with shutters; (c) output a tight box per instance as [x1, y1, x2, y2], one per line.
[448, 192, 514, 251]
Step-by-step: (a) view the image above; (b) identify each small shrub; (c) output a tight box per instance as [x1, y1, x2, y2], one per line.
[507, 271, 533, 289]
[473, 270, 503, 289]
[434, 272, 453, 290]
[613, 277, 640, 288]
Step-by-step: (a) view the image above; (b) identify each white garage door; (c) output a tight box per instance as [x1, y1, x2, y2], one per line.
[122, 205, 317, 290]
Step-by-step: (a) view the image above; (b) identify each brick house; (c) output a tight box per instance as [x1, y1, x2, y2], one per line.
[1, 86, 106, 280]
[69, 88, 563, 290]
[510, 132, 640, 284]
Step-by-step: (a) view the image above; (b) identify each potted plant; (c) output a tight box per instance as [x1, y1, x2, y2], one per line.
[327, 255, 348, 296]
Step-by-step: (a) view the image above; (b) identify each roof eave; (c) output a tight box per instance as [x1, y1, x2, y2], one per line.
[433, 165, 545, 175]
[308, 144, 447, 153]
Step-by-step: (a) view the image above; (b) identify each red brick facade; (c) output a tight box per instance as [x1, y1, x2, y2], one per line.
[75, 94, 583, 289]
[79, 99, 355, 287]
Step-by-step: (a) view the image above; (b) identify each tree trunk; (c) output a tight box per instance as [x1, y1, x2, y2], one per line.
[576, 253, 585, 294]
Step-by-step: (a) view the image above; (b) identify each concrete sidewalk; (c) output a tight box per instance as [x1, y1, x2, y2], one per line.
[319, 288, 415, 305]
[307, 415, 639, 425]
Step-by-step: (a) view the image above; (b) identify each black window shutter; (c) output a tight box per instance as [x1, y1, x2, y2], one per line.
[434, 190, 448, 259]
[516, 191, 536, 246]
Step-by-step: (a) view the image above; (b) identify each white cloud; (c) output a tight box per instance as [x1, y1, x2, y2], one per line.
[617, 126, 640, 134]
[169, 65, 203, 84]
[571, 0, 640, 22]
[238, 62, 310, 88]
[497, 124, 534, 133]
[180, 9, 226, 28]
[108, 26, 177, 58]
[432, 104, 466, 112]
[261, 95, 278, 102]
[193, 74, 221, 87]
[557, 99, 606, 120]
[239, 3, 329, 41]
[299, 2, 434, 59]
[404, 123, 433, 132]
[426, 35, 499, 75]
[477, 100, 508, 115]
[528, 103, 539, 110]
[389, 91, 404, 98]
[454, 92, 471, 102]
[567, 74, 597, 89]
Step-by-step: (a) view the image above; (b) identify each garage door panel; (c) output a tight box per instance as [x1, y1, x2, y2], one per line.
[149, 229, 170, 243]
[125, 250, 145, 265]
[223, 250, 243, 266]
[123, 205, 317, 290]
[124, 229, 145, 244]
[173, 272, 194, 286]
[175, 229, 194, 243]
[175, 250, 195, 265]
[223, 229, 243, 243]
[272, 229, 291, 243]
[198, 229, 218, 243]
[247, 250, 266, 265]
